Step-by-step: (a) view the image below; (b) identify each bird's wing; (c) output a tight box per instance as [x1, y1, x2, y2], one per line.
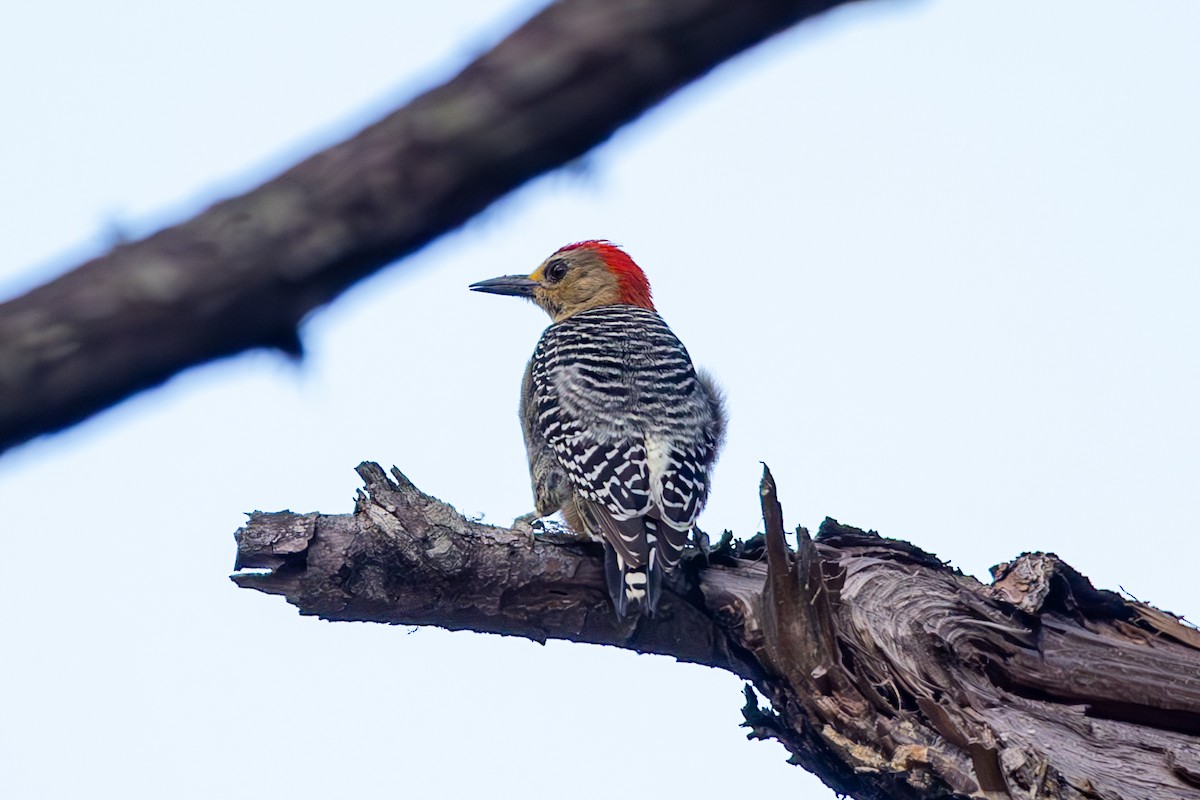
[534, 365, 656, 616]
[649, 372, 725, 569]
[550, 432, 652, 549]
[530, 317, 655, 527]
[646, 440, 712, 574]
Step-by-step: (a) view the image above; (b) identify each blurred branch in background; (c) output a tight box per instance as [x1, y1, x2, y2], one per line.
[0, 0, 854, 455]
[235, 463, 1200, 800]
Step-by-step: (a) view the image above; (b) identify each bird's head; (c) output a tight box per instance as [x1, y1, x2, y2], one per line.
[470, 240, 654, 322]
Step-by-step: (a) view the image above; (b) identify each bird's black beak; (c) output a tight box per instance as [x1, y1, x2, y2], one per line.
[469, 274, 539, 298]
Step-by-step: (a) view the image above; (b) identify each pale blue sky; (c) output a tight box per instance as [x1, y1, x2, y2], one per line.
[1, 3, 1197, 798]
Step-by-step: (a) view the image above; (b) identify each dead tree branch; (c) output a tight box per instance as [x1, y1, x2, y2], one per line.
[234, 462, 1200, 800]
[0, 0, 854, 454]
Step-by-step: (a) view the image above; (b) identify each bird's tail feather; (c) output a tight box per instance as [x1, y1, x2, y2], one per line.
[603, 548, 648, 619]
[578, 497, 653, 618]
[577, 499, 691, 618]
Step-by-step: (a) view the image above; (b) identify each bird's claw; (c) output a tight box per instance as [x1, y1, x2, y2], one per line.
[512, 511, 546, 543]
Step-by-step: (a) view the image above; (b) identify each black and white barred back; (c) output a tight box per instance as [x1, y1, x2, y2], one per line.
[530, 305, 724, 617]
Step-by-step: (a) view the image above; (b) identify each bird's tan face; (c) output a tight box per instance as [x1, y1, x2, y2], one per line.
[469, 245, 624, 323]
[527, 248, 623, 322]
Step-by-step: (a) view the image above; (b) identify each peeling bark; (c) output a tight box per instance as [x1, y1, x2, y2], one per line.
[0, 0, 855, 455]
[234, 463, 1200, 799]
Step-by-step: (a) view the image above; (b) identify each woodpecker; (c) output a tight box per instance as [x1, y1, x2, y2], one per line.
[470, 240, 726, 618]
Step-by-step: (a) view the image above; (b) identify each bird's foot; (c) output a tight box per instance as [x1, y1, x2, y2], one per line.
[511, 511, 544, 543]
[513, 512, 584, 545]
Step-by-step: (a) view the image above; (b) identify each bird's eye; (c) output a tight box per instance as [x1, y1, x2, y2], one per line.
[545, 259, 568, 283]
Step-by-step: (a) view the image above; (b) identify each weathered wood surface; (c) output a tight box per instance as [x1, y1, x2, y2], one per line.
[234, 463, 1200, 799]
[0, 0, 855, 455]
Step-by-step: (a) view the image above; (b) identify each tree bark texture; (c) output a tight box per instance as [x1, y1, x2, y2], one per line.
[234, 463, 1200, 800]
[0, 0, 854, 455]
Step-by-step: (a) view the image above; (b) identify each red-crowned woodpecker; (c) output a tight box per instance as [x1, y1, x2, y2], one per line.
[471, 240, 726, 618]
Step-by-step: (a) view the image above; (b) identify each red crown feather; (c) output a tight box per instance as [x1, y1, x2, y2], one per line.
[556, 240, 654, 310]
